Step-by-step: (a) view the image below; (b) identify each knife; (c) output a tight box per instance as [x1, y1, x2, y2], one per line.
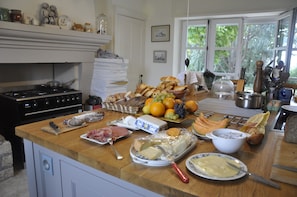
[49, 121, 60, 133]
[273, 164, 297, 173]
[227, 162, 281, 189]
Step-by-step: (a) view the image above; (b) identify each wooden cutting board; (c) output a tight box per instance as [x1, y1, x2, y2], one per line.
[41, 123, 87, 135]
[270, 136, 297, 186]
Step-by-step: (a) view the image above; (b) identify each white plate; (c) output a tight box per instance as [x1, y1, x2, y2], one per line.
[108, 120, 139, 130]
[130, 130, 197, 167]
[80, 130, 133, 145]
[186, 153, 247, 181]
[191, 129, 210, 140]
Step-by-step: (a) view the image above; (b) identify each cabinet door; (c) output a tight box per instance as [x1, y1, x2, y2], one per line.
[60, 160, 158, 197]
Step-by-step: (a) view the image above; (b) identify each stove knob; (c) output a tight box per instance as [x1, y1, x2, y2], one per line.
[56, 97, 61, 104]
[77, 95, 82, 101]
[45, 98, 50, 106]
[61, 97, 66, 103]
[32, 100, 38, 108]
[66, 96, 70, 102]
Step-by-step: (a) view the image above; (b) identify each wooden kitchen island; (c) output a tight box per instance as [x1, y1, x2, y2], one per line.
[15, 108, 297, 197]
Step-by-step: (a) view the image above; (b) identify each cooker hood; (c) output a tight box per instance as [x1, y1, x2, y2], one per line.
[0, 21, 111, 100]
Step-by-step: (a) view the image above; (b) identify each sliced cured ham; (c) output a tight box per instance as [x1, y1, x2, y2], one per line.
[86, 126, 129, 143]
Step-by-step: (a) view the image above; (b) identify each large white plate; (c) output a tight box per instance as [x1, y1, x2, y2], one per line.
[108, 119, 139, 130]
[186, 153, 247, 181]
[130, 130, 197, 167]
[80, 130, 133, 145]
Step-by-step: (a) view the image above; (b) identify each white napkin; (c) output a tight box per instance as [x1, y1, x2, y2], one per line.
[177, 71, 208, 90]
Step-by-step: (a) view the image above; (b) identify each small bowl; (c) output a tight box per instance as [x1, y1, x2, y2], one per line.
[206, 128, 250, 154]
[168, 89, 187, 99]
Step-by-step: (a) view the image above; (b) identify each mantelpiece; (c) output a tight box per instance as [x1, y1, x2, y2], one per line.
[0, 21, 111, 63]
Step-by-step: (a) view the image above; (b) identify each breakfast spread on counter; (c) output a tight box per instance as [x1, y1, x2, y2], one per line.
[42, 75, 288, 184]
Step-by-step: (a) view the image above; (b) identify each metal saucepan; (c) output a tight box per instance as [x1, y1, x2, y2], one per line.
[45, 79, 76, 88]
[235, 91, 263, 109]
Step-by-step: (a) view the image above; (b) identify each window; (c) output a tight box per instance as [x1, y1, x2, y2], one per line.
[181, 8, 297, 89]
[182, 20, 208, 72]
[182, 19, 242, 79]
[241, 20, 277, 89]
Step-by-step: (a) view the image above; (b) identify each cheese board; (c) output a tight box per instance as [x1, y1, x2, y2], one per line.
[270, 136, 297, 186]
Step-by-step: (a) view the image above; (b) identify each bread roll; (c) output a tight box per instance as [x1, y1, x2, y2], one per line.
[173, 85, 188, 91]
[166, 128, 181, 137]
[247, 133, 264, 145]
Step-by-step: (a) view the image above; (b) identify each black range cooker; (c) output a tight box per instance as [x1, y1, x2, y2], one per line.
[0, 85, 82, 169]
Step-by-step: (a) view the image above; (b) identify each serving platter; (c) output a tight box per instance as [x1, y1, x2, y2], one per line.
[80, 130, 133, 145]
[130, 130, 197, 166]
[186, 153, 247, 181]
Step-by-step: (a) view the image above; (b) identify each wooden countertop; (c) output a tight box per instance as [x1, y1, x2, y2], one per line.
[15, 109, 297, 197]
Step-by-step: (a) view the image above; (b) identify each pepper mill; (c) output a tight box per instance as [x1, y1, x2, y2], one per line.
[253, 60, 263, 94]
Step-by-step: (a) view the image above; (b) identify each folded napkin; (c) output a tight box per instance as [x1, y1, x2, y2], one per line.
[177, 71, 208, 90]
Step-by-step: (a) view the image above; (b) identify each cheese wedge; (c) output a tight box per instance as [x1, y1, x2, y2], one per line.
[138, 146, 162, 160]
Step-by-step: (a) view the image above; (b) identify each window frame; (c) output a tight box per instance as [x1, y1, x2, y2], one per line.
[207, 18, 243, 78]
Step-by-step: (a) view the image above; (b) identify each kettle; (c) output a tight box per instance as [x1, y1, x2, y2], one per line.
[86, 95, 102, 105]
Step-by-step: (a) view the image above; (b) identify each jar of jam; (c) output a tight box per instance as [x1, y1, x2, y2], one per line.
[10, 9, 22, 22]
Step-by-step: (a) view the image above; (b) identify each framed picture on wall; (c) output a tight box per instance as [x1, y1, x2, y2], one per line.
[151, 25, 170, 42]
[153, 50, 167, 63]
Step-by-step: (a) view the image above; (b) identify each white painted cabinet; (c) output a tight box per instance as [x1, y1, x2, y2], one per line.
[24, 139, 162, 197]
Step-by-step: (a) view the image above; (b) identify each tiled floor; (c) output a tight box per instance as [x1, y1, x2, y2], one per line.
[0, 168, 29, 197]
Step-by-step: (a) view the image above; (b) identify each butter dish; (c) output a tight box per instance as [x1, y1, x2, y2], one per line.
[135, 115, 167, 134]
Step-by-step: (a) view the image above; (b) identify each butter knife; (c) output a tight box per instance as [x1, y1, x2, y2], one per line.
[227, 162, 280, 189]
[273, 164, 297, 173]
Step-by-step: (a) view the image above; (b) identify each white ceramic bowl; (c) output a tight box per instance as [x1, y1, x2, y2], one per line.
[205, 128, 250, 154]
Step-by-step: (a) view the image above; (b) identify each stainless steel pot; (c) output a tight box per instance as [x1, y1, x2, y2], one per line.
[235, 92, 263, 109]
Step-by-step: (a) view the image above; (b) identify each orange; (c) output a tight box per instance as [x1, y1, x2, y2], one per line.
[145, 98, 153, 106]
[150, 102, 166, 117]
[175, 99, 183, 104]
[162, 97, 175, 109]
[165, 108, 175, 116]
[185, 100, 198, 113]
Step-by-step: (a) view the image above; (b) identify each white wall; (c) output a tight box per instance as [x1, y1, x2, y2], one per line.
[1, 0, 297, 87]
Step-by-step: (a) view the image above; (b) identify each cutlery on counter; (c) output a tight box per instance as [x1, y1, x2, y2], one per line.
[107, 137, 123, 160]
[157, 145, 189, 183]
[49, 121, 60, 133]
[227, 162, 280, 189]
[273, 164, 297, 173]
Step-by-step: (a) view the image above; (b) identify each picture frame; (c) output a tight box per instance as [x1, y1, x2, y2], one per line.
[153, 50, 167, 63]
[151, 25, 170, 42]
